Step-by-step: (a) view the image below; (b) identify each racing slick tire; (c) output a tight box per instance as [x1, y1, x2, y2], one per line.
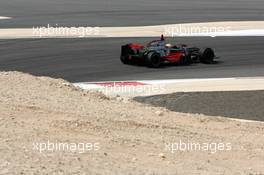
[200, 48, 215, 64]
[145, 51, 162, 68]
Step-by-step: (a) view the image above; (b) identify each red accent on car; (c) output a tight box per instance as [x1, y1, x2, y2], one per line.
[128, 43, 144, 49]
[164, 52, 183, 63]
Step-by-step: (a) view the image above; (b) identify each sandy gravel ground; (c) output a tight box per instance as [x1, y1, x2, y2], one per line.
[0, 71, 264, 174]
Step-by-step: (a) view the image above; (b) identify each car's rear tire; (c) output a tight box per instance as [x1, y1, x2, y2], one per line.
[145, 52, 162, 68]
[200, 48, 215, 64]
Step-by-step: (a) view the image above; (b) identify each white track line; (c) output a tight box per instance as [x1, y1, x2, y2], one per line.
[74, 78, 236, 88]
[1, 21, 264, 39]
[74, 77, 264, 97]
[140, 78, 236, 85]
[180, 29, 264, 37]
[229, 118, 264, 123]
[0, 16, 12, 20]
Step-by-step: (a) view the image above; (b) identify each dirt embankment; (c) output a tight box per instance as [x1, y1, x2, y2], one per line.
[0, 71, 263, 174]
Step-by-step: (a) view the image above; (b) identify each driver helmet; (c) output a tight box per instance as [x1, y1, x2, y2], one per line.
[165, 43, 173, 48]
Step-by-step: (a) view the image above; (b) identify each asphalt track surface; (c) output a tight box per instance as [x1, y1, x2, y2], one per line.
[0, 0, 264, 83]
[0, 0, 264, 28]
[134, 90, 264, 121]
[0, 37, 264, 82]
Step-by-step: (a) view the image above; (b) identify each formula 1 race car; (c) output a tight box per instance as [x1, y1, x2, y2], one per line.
[120, 35, 217, 68]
